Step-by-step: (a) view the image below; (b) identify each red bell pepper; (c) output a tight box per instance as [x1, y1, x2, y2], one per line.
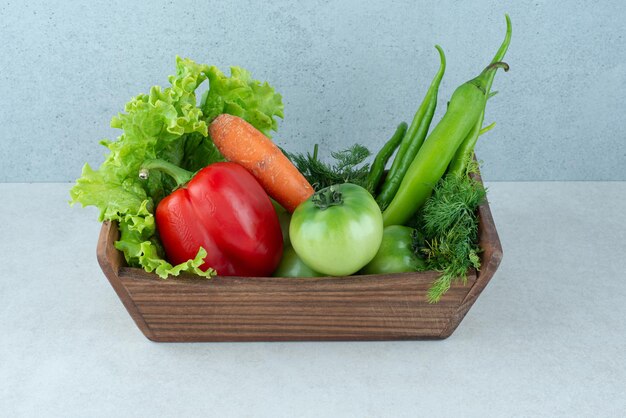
[140, 160, 283, 277]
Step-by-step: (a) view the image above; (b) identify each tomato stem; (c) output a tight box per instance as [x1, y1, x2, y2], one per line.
[312, 185, 343, 210]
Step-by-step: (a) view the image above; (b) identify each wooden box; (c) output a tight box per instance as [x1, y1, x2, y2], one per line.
[96, 185, 502, 342]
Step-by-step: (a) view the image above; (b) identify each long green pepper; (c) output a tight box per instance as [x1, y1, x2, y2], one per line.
[376, 45, 446, 209]
[448, 15, 512, 177]
[382, 61, 509, 227]
[365, 122, 407, 194]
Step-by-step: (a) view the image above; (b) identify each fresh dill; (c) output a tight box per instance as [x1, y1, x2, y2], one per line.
[285, 143, 372, 191]
[417, 161, 487, 303]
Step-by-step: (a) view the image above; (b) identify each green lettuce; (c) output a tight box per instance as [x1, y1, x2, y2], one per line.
[70, 57, 284, 278]
[201, 66, 284, 137]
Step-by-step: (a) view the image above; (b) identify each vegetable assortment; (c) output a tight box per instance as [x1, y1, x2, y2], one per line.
[70, 59, 284, 278]
[71, 15, 512, 302]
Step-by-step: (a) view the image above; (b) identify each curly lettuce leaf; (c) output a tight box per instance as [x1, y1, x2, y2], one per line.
[71, 57, 216, 278]
[201, 66, 284, 137]
[70, 162, 148, 222]
[180, 131, 226, 173]
[71, 57, 210, 215]
[71, 56, 284, 279]
[113, 202, 214, 279]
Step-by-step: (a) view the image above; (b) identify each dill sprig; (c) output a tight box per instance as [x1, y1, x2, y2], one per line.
[418, 161, 487, 303]
[285, 143, 371, 191]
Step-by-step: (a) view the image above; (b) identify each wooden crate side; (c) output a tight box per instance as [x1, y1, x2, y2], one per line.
[96, 221, 156, 340]
[117, 269, 475, 341]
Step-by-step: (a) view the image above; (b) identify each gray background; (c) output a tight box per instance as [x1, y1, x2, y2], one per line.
[1, 0, 625, 182]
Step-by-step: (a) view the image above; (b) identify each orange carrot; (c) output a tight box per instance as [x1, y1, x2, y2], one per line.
[209, 114, 314, 213]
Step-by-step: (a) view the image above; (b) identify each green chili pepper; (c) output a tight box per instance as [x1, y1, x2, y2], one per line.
[376, 45, 446, 210]
[382, 61, 509, 227]
[365, 122, 407, 194]
[448, 14, 512, 177]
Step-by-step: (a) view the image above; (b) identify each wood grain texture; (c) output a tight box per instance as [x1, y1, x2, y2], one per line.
[96, 173, 502, 342]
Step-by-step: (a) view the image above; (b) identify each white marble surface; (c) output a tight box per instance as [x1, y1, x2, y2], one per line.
[1, 182, 625, 417]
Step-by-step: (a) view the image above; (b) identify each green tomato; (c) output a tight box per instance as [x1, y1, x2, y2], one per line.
[289, 183, 384, 276]
[273, 246, 323, 278]
[360, 225, 426, 275]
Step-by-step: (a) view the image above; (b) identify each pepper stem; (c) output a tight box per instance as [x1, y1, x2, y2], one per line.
[482, 61, 510, 74]
[312, 185, 343, 210]
[139, 159, 194, 188]
[469, 61, 509, 94]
